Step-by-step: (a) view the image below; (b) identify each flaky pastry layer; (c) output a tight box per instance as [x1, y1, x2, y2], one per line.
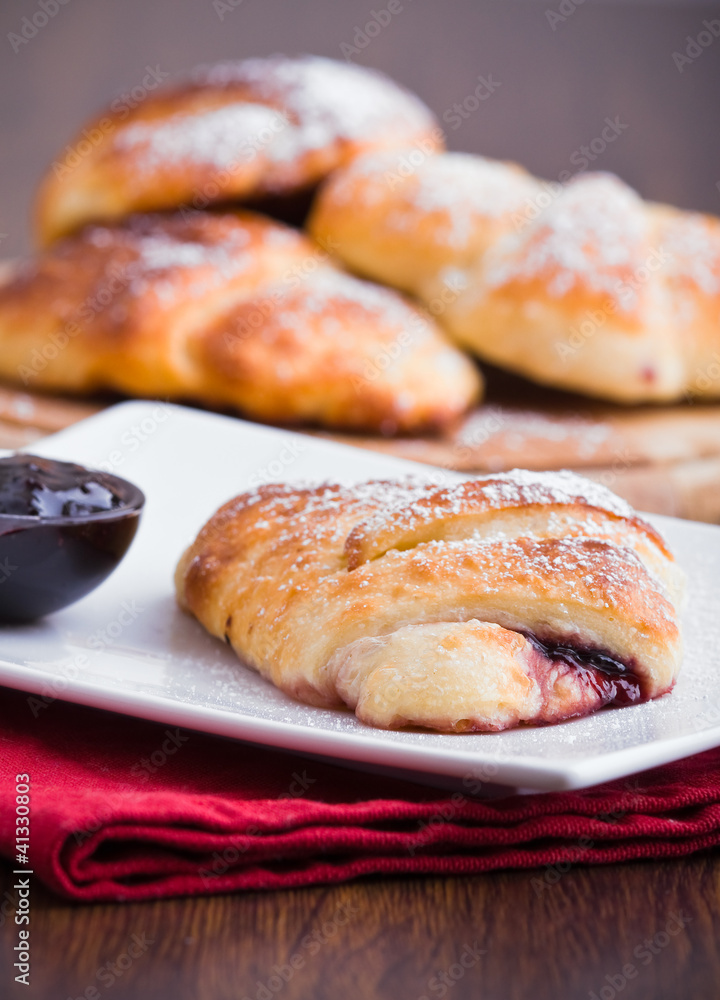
[176, 471, 684, 732]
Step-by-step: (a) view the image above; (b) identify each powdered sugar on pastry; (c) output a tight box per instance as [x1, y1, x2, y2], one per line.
[37, 55, 443, 244]
[0, 211, 480, 432]
[483, 173, 648, 302]
[405, 155, 540, 247]
[310, 149, 720, 403]
[176, 470, 684, 732]
[660, 211, 720, 297]
[195, 55, 437, 144]
[116, 104, 289, 172]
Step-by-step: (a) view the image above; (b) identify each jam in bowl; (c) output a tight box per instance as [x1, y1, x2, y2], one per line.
[0, 454, 145, 622]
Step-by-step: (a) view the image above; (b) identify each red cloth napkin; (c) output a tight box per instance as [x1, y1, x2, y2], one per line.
[1, 685, 719, 902]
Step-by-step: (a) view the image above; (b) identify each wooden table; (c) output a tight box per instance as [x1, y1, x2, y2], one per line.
[1, 854, 719, 999]
[0, 385, 719, 1000]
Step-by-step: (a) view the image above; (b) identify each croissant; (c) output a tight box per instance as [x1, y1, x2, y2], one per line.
[36, 55, 443, 245]
[309, 151, 720, 404]
[0, 211, 480, 433]
[175, 471, 684, 733]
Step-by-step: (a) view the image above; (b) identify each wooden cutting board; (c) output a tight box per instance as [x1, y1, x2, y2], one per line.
[1, 368, 719, 524]
[318, 368, 720, 524]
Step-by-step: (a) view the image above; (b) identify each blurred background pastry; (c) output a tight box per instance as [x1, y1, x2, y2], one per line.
[311, 155, 720, 404]
[0, 211, 480, 432]
[35, 55, 443, 245]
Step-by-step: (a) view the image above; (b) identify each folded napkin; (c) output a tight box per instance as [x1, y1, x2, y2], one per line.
[0, 685, 719, 902]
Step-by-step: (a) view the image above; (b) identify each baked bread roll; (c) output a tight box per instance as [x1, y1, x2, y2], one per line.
[309, 151, 540, 298]
[36, 55, 443, 245]
[175, 471, 684, 732]
[309, 152, 720, 403]
[0, 211, 480, 433]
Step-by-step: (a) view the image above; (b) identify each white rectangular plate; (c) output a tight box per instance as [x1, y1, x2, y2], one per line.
[1, 400, 719, 792]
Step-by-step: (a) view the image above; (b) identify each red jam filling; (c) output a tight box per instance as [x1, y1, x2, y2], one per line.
[524, 632, 643, 707]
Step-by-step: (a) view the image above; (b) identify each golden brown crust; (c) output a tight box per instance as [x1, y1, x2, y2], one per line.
[310, 153, 720, 404]
[197, 269, 480, 433]
[0, 211, 480, 433]
[342, 472, 671, 568]
[175, 471, 684, 732]
[0, 211, 312, 394]
[439, 181, 684, 403]
[36, 56, 443, 245]
[309, 151, 539, 295]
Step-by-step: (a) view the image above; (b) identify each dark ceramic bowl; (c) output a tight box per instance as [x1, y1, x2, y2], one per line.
[0, 470, 145, 622]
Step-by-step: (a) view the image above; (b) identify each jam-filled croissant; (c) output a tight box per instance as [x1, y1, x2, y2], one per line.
[175, 470, 684, 732]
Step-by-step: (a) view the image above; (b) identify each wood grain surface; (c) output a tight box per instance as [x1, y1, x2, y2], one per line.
[1, 854, 719, 1000]
[2, 367, 720, 524]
